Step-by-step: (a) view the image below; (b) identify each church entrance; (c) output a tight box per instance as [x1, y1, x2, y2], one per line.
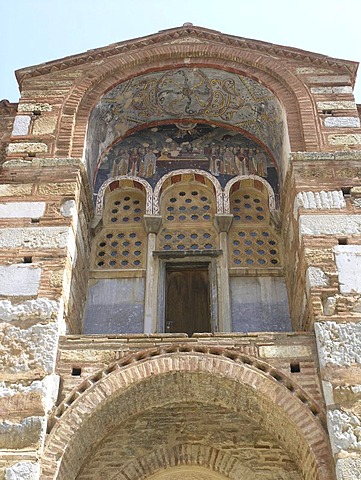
[165, 263, 211, 336]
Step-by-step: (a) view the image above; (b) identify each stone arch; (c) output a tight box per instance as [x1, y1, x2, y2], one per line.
[95, 175, 153, 216]
[42, 347, 333, 480]
[55, 41, 317, 161]
[224, 175, 276, 212]
[153, 169, 223, 214]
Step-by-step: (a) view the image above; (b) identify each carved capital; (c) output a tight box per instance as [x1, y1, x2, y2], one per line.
[143, 214, 163, 234]
[214, 214, 233, 233]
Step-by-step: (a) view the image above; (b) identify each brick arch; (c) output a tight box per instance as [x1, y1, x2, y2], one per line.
[104, 445, 257, 480]
[56, 43, 317, 159]
[42, 347, 333, 480]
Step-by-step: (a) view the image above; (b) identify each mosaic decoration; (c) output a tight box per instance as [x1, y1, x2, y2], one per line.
[93, 124, 279, 201]
[86, 68, 285, 187]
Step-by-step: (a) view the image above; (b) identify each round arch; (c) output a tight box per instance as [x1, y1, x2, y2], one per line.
[95, 175, 153, 216]
[41, 347, 333, 480]
[55, 42, 317, 162]
[153, 169, 223, 214]
[224, 175, 276, 212]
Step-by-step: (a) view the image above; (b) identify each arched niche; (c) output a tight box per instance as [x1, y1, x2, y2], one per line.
[85, 68, 288, 196]
[42, 348, 333, 480]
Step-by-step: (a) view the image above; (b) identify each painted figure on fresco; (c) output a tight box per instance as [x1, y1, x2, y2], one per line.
[94, 123, 279, 199]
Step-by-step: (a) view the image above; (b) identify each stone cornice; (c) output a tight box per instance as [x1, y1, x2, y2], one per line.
[15, 25, 358, 87]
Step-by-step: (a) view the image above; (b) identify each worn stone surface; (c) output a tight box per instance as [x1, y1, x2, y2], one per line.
[32, 116, 57, 135]
[328, 134, 361, 146]
[328, 408, 361, 453]
[306, 267, 329, 289]
[0, 298, 60, 322]
[317, 101, 356, 111]
[0, 201, 45, 218]
[311, 86, 353, 94]
[7, 142, 48, 154]
[4, 461, 40, 480]
[0, 375, 59, 419]
[0, 321, 60, 378]
[300, 215, 361, 236]
[18, 103, 52, 112]
[0, 184, 33, 196]
[0, 226, 71, 249]
[295, 191, 345, 212]
[334, 246, 361, 294]
[336, 457, 361, 480]
[0, 416, 46, 449]
[259, 344, 312, 358]
[60, 199, 76, 217]
[315, 322, 361, 367]
[324, 117, 360, 128]
[0, 265, 42, 297]
[11, 115, 31, 136]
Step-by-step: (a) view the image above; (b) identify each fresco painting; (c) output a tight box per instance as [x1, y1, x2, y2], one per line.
[93, 123, 279, 200]
[86, 68, 285, 185]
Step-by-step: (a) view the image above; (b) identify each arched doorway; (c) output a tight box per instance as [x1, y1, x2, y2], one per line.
[42, 348, 333, 480]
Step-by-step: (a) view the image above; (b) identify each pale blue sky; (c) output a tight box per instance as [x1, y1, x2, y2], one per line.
[1, 0, 361, 102]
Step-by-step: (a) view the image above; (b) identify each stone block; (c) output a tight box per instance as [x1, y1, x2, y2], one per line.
[32, 116, 57, 135]
[328, 408, 361, 453]
[317, 101, 356, 111]
[0, 321, 60, 378]
[0, 375, 60, 419]
[311, 86, 353, 94]
[18, 103, 52, 112]
[60, 199, 76, 217]
[0, 202, 45, 218]
[300, 215, 361, 236]
[334, 246, 361, 294]
[306, 266, 329, 289]
[295, 191, 345, 212]
[4, 461, 40, 480]
[0, 298, 60, 322]
[11, 115, 31, 136]
[0, 226, 71, 249]
[328, 134, 361, 146]
[315, 321, 361, 367]
[38, 182, 77, 196]
[0, 184, 33, 197]
[0, 265, 41, 297]
[0, 416, 46, 449]
[336, 457, 361, 480]
[259, 345, 312, 358]
[324, 117, 360, 128]
[309, 75, 352, 84]
[7, 143, 48, 154]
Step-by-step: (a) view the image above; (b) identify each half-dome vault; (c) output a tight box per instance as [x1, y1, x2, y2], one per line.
[85, 67, 289, 198]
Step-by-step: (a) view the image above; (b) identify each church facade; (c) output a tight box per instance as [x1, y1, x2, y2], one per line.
[1, 24, 361, 479]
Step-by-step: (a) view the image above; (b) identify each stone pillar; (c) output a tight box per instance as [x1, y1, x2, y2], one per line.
[143, 215, 162, 333]
[0, 159, 90, 479]
[214, 214, 233, 332]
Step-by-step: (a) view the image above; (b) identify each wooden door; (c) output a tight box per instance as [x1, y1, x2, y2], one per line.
[165, 265, 210, 336]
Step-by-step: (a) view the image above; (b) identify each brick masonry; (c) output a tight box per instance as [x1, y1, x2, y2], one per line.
[1, 23, 361, 480]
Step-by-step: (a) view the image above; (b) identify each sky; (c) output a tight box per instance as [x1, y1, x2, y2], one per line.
[1, 0, 361, 103]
